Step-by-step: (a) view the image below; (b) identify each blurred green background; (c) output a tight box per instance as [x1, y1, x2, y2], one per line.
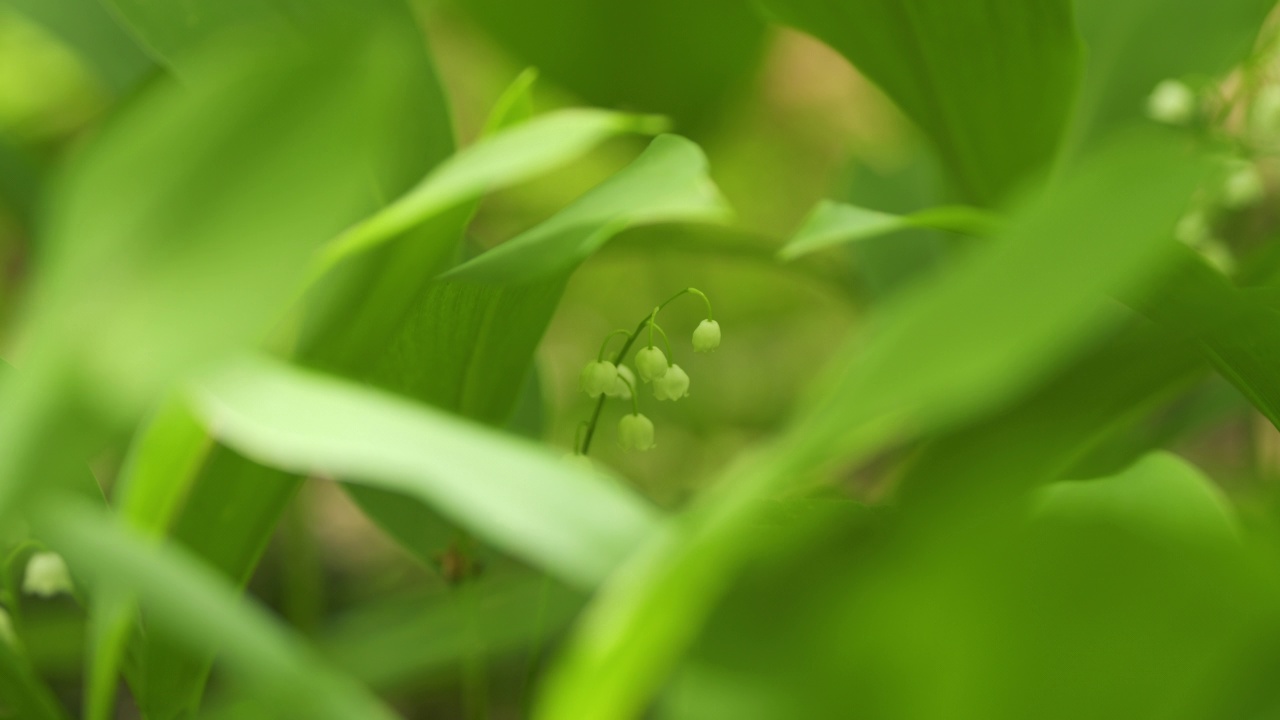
[5, 0, 1280, 719]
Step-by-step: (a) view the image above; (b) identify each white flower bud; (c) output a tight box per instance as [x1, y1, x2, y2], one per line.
[1147, 80, 1196, 125]
[653, 364, 690, 401]
[618, 413, 655, 451]
[23, 552, 72, 598]
[1175, 210, 1210, 247]
[692, 319, 721, 352]
[0, 606, 13, 645]
[580, 360, 618, 398]
[607, 365, 636, 400]
[1223, 163, 1264, 208]
[635, 346, 669, 382]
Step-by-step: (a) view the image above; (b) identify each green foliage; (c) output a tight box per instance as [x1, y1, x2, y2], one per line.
[3, 1, 1280, 719]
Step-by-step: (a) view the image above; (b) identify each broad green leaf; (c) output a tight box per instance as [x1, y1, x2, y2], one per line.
[189, 355, 662, 589]
[309, 109, 670, 282]
[1036, 452, 1239, 547]
[32, 497, 397, 720]
[536, 130, 1207, 719]
[444, 134, 730, 283]
[758, 0, 1082, 205]
[452, 0, 765, 132]
[779, 200, 999, 260]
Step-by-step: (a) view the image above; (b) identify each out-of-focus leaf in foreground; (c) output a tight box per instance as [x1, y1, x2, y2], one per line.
[191, 355, 662, 589]
[536, 129, 1208, 719]
[34, 497, 397, 720]
[758, 0, 1082, 204]
[0, 24, 419, 514]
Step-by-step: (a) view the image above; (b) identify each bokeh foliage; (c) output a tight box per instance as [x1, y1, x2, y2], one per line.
[2, 0, 1280, 719]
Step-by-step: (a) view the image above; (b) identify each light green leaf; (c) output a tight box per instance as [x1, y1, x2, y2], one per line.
[758, 0, 1082, 204]
[3, 0, 152, 93]
[309, 108, 670, 282]
[779, 200, 999, 260]
[33, 496, 397, 720]
[1036, 452, 1238, 547]
[190, 355, 662, 589]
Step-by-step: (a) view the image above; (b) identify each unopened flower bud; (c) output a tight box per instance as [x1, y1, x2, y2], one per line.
[607, 365, 636, 400]
[635, 346, 669, 382]
[1175, 210, 1210, 247]
[653, 364, 690, 401]
[1147, 79, 1196, 125]
[618, 413, 655, 451]
[23, 552, 72, 598]
[580, 360, 618, 398]
[692, 319, 721, 352]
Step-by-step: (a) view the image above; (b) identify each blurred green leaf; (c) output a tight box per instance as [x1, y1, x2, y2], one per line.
[1036, 452, 1239, 547]
[452, 0, 765, 132]
[759, 0, 1082, 204]
[779, 200, 999, 260]
[191, 355, 662, 589]
[34, 497, 398, 720]
[310, 108, 670, 282]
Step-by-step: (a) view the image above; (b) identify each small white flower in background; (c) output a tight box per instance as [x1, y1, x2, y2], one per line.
[607, 365, 636, 400]
[692, 319, 721, 352]
[23, 551, 73, 598]
[0, 606, 14, 645]
[653, 364, 690, 401]
[635, 346, 669, 382]
[1175, 210, 1211, 246]
[579, 360, 619, 398]
[618, 413, 655, 451]
[1147, 79, 1196, 125]
[1252, 85, 1280, 139]
[1223, 162, 1265, 208]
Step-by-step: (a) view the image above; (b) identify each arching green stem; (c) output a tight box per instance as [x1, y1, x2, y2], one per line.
[597, 330, 633, 362]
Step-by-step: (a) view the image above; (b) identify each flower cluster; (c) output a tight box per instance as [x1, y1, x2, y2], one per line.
[570, 288, 720, 459]
[1146, 76, 1276, 274]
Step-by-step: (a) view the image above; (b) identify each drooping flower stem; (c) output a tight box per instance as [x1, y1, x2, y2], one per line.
[579, 287, 712, 455]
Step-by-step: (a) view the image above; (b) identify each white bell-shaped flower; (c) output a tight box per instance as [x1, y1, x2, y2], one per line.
[692, 319, 721, 352]
[580, 360, 619, 398]
[653, 364, 690, 401]
[618, 413, 655, 451]
[1147, 79, 1195, 125]
[635, 346, 669, 382]
[23, 552, 73, 598]
[607, 364, 637, 400]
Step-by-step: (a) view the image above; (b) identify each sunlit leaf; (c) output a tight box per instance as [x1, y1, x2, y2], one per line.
[191, 355, 663, 589]
[779, 200, 999, 260]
